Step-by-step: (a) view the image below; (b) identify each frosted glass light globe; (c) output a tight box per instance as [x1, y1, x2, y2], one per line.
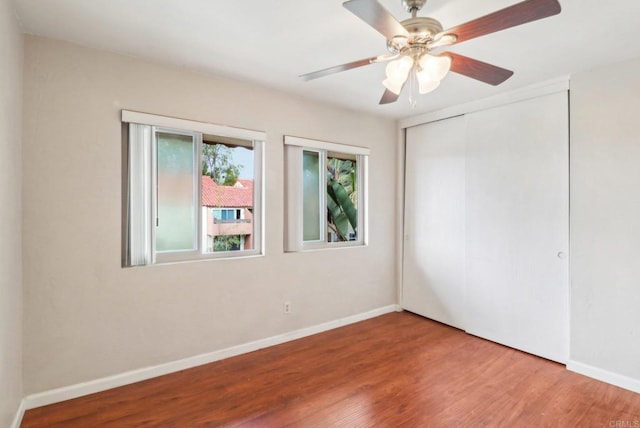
[384, 56, 414, 85]
[417, 77, 440, 94]
[383, 77, 404, 95]
[418, 54, 452, 82]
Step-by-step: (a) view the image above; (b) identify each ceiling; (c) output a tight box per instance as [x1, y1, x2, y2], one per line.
[14, 0, 640, 119]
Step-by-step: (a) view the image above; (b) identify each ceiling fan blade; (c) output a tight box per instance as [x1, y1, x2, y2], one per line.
[439, 0, 561, 45]
[379, 88, 400, 105]
[445, 52, 514, 86]
[344, 0, 409, 41]
[299, 54, 396, 81]
[300, 57, 377, 81]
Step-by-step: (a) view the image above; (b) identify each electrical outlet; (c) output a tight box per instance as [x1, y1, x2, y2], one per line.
[283, 301, 292, 314]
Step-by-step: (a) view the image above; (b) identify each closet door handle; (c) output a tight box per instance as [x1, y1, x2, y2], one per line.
[557, 251, 567, 259]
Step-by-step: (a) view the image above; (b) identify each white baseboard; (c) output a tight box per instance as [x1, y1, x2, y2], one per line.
[10, 399, 25, 428]
[567, 360, 640, 394]
[23, 304, 401, 410]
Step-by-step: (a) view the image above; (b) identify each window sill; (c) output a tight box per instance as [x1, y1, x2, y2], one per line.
[128, 251, 265, 267]
[286, 241, 367, 253]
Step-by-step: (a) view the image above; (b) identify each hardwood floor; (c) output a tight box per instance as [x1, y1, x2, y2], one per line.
[22, 312, 640, 427]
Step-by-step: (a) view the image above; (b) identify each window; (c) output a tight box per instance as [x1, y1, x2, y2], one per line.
[284, 136, 369, 251]
[123, 111, 264, 266]
[213, 209, 242, 221]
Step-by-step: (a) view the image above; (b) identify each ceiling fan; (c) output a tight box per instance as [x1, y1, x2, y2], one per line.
[300, 0, 562, 105]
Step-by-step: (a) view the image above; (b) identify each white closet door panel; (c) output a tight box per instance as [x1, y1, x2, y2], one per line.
[403, 116, 466, 329]
[465, 92, 569, 363]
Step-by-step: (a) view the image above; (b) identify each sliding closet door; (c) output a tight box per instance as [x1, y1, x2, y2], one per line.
[465, 92, 569, 363]
[402, 116, 466, 329]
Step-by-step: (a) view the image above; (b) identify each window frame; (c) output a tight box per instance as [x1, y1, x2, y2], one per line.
[123, 110, 265, 266]
[301, 148, 326, 244]
[152, 127, 201, 260]
[284, 135, 369, 252]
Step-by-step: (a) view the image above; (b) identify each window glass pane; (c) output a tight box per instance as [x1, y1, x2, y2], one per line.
[156, 132, 196, 252]
[202, 141, 255, 252]
[327, 153, 357, 242]
[303, 150, 321, 241]
[214, 235, 242, 251]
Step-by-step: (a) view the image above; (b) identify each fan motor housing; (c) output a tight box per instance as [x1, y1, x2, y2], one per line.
[401, 17, 443, 39]
[387, 16, 443, 53]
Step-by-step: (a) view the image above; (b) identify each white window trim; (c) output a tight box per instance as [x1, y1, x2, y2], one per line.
[122, 110, 265, 142]
[124, 111, 265, 266]
[284, 135, 370, 155]
[284, 135, 369, 252]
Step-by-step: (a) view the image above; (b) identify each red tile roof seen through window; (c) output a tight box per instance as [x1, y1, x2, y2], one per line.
[201, 176, 253, 208]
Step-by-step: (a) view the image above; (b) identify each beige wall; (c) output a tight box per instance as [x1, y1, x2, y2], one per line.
[0, 0, 23, 425]
[570, 58, 640, 383]
[22, 36, 397, 394]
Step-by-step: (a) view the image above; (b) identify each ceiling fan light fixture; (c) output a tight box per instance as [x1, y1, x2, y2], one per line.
[416, 75, 440, 94]
[382, 77, 405, 95]
[385, 55, 414, 80]
[418, 53, 452, 82]
[305, 0, 561, 105]
[383, 55, 414, 94]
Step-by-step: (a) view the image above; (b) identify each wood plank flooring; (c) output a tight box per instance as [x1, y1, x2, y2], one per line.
[22, 312, 640, 427]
